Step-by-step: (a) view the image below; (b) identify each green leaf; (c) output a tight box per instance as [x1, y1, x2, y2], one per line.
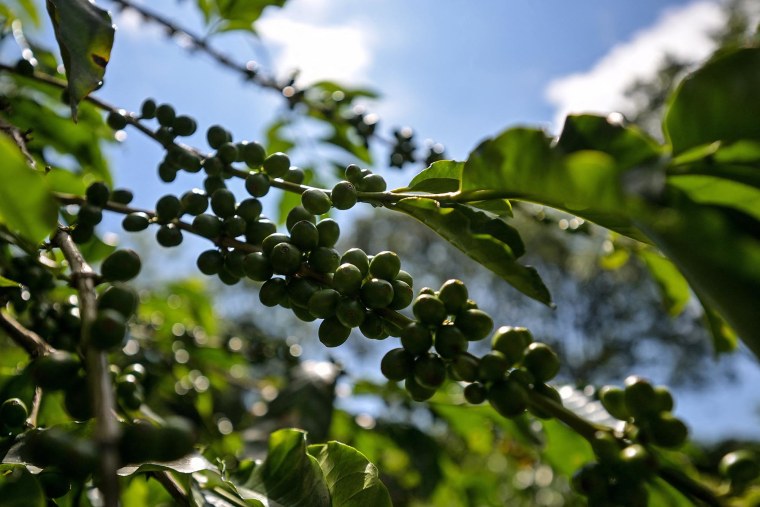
[0, 137, 57, 243]
[407, 160, 463, 193]
[634, 195, 760, 357]
[0, 466, 45, 507]
[668, 175, 760, 222]
[637, 248, 691, 316]
[241, 429, 330, 507]
[45, 0, 114, 120]
[265, 118, 295, 155]
[664, 47, 760, 154]
[394, 197, 551, 305]
[117, 452, 215, 476]
[323, 124, 372, 164]
[462, 125, 648, 241]
[308, 81, 379, 101]
[307, 441, 392, 507]
[0, 276, 21, 288]
[206, 0, 287, 33]
[696, 292, 738, 353]
[539, 419, 594, 477]
[557, 114, 661, 169]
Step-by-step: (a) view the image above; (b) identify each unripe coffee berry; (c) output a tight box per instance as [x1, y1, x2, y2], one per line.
[301, 189, 332, 215]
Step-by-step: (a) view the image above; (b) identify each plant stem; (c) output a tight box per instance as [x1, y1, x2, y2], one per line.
[0, 311, 54, 358]
[52, 227, 121, 507]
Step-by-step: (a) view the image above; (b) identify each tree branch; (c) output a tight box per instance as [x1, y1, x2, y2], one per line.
[51, 227, 121, 507]
[0, 311, 54, 358]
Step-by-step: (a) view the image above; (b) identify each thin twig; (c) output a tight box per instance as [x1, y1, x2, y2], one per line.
[0, 311, 54, 358]
[150, 471, 191, 507]
[25, 386, 43, 428]
[52, 227, 120, 507]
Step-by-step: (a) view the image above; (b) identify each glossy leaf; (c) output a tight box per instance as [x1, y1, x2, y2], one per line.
[664, 47, 760, 154]
[307, 441, 392, 507]
[634, 195, 760, 357]
[199, 0, 287, 33]
[0, 137, 57, 243]
[0, 276, 21, 288]
[241, 429, 331, 507]
[45, 0, 114, 120]
[117, 452, 215, 476]
[394, 197, 551, 305]
[462, 124, 649, 241]
[637, 248, 691, 317]
[407, 160, 463, 193]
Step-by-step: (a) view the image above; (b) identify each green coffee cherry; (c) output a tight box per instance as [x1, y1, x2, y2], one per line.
[203, 156, 224, 176]
[236, 198, 262, 222]
[491, 326, 533, 365]
[319, 317, 351, 347]
[413, 294, 447, 326]
[197, 249, 224, 275]
[286, 206, 316, 232]
[331, 181, 357, 210]
[649, 413, 688, 448]
[359, 312, 386, 339]
[180, 189, 209, 215]
[223, 249, 246, 278]
[433, 324, 468, 359]
[619, 444, 655, 479]
[262, 233, 291, 257]
[571, 462, 608, 497]
[223, 216, 246, 237]
[156, 104, 176, 127]
[156, 223, 183, 247]
[193, 214, 222, 239]
[172, 115, 197, 136]
[86, 181, 110, 207]
[309, 247, 340, 274]
[78, 203, 103, 226]
[242, 142, 267, 169]
[654, 386, 674, 413]
[270, 243, 301, 275]
[101, 249, 141, 282]
[98, 284, 138, 319]
[246, 218, 277, 244]
[477, 351, 509, 382]
[64, 378, 93, 421]
[301, 189, 332, 215]
[380, 348, 413, 381]
[341, 248, 370, 276]
[450, 353, 480, 382]
[245, 172, 271, 197]
[111, 188, 134, 204]
[284, 167, 305, 184]
[107, 111, 128, 130]
[154, 417, 196, 462]
[333, 263, 364, 296]
[116, 374, 144, 411]
[217, 142, 239, 164]
[244, 252, 274, 281]
[0, 398, 28, 429]
[345, 164, 363, 183]
[396, 270, 413, 288]
[599, 386, 630, 420]
[400, 322, 433, 356]
[369, 251, 401, 281]
[259, 278, 287, 307]
[464, 383, 487, 404]
[522, 342, 560, 382]
[206, 125, 230, 149]
[155, 194, 182, 222]
[455, 309, 493, 341]
[90, 309, 127, 350]
[262, 152, 290, 177]
[359, 173, 387, 192]
[210, 188, 237, 218]
[308, 289, 340, 318]
[438, 279, 468, 314]
[488, 378, 528, 418]
[360, 278, 394, 309]
[122, 212, 151, 232]
[389, 280, 413, 310]
[218, 266, 241, 286]
[623, 376, 658, 418]
[404, 375, 436, 402]
[287, 280, 320, 310]
[316, 219, 340, 247]
[719, 450, 759, 485]
[413, 353, 446, 389]
[140, 99, 157, 119]
[336, 298, 366, 328]
[290, 220, 319, 251]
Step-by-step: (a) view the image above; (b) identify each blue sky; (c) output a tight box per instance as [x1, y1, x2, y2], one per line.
[58, 0, 760, 440]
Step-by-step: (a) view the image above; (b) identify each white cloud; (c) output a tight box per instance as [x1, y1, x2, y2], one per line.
[545, 1, 725, 130]
[256, 8, 373, 86]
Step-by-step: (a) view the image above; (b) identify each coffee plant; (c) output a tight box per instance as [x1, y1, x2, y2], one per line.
[0, 1, 758, 506]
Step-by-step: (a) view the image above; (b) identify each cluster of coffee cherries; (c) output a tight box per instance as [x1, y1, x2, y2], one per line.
[380, 280, 563, 415]
[570, 378, 689, 506]
[71, 181, 133, 244]
[389, 127, 417, 168]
